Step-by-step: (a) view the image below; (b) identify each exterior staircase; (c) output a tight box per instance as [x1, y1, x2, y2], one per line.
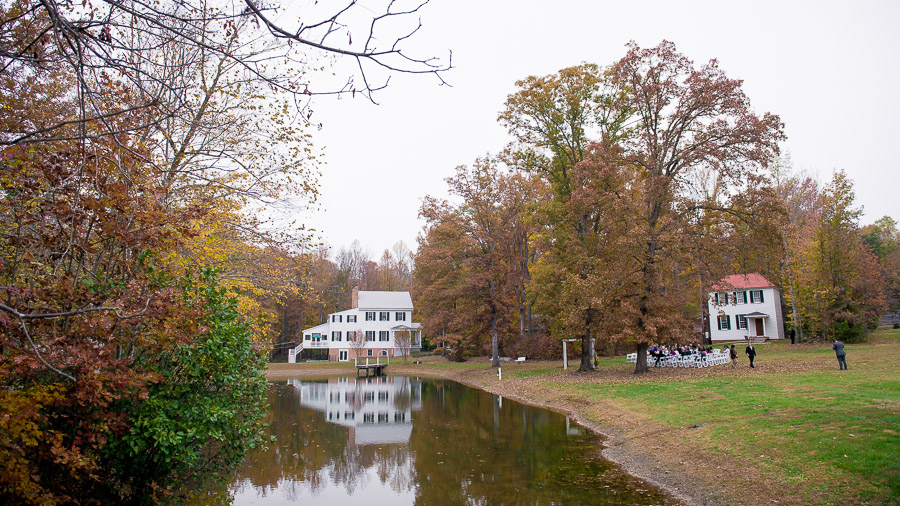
[288, 342, 304, 363]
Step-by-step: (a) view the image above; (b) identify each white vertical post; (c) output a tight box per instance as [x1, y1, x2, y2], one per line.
[498, 367, 502, 381]
[563, 340, 568, 370]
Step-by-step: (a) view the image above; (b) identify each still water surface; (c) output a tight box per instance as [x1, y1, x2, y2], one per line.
[228, 376, 674, 505]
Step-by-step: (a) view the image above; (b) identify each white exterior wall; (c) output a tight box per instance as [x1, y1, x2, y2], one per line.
[301, 301, 420, 360]
[290, 376, 422, 444]
[708, 287, 785, 341]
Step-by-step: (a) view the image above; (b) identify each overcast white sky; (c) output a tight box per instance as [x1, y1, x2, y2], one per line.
[296, 0, 900, 257]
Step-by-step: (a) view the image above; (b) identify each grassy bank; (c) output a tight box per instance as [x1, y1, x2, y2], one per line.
[268, 330, 900, 505]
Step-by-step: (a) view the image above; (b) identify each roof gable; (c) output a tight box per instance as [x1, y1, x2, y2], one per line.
[358, 291, 413, 310]
[711, 273, 776, 290]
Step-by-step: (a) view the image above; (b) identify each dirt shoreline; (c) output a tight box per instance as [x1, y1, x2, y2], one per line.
[266, 362, 728, 506]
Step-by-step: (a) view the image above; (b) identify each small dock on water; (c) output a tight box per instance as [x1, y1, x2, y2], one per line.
[355, 358, 388, 377]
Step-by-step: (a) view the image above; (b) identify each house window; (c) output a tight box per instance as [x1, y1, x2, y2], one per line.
[364, 392, 374, 402]
[737, 315, 748, 330]
[365, 331, 375, 341]
[332, 331, 342, 341]
[344, 411, 354, 420]
[378, 412, 389, 423]
[717, 314, 731, 331]
[379, 311, 390, 321]
[367, 349, 373, 357]
[365, 311, 375, 321]
[714, 292, 729, 305]
[750, 290, 764, 303]
[379, 331, 389, 342]
[381, 350, 388, 356]
[304, 334, 310, 341]
[363, 413, 374, 424]
[348, 315, 357, 323]
[378, 392, 389, 402]
[395, 311, 406, 321]
[735, 291, 746, 304]
[394, 412, 406, 422]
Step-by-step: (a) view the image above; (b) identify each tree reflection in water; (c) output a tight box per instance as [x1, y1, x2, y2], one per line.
[220, 377, 675, 506]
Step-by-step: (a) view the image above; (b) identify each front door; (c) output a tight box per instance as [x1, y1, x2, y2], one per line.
[755, 319, 764, 336]
[338, 350, 348, 362]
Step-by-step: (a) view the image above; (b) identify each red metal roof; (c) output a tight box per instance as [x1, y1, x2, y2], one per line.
[711, 273, 775, 290]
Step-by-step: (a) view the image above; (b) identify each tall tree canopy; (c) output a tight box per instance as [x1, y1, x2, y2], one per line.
[498, 41, 785, 373]
[415, 161, 538, 364]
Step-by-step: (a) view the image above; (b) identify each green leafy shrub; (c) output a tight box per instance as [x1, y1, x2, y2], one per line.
[106, 270, 268, 502]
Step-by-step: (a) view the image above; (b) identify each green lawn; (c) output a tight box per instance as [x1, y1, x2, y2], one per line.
[573, 330, 900, 505]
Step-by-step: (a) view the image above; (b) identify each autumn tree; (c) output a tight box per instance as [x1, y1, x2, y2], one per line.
[500, 42, 785, 373]
[3, 0, 450, 149]
[0, 0, 448, 500]
[394, 331, 413, 361]
[415, 160, 538, 365]
[771, 161, 823, 342]
[862, 216, 900, 313]
[601, 42, 785, 372]
[349, 329, 368, 361]
[795, 171, 886, 341]
[528, 144, 640, 371]
[500, 64, 631, 370]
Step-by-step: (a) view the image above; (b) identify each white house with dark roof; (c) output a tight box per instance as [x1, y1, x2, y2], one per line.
[289, 376, 422, 445]
[289, 287, 422, 362]
[708, 273, 785, 341]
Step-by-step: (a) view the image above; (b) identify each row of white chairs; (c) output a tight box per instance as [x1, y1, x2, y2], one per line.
[625, 350, 731, 367]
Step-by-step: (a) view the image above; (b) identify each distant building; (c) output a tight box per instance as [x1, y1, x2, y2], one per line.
[708, 273, 784, 341]
[290, 287, 422, 362]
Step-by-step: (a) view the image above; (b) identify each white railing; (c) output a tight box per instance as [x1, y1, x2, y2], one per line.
[288, 342, 304, 363]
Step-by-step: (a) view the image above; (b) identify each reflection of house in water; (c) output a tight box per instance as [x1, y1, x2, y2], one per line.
[289, 376, 422, 445]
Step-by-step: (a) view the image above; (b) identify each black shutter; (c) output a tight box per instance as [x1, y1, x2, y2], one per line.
[760, 290, 765, 303]
[726, 315, 732, 330]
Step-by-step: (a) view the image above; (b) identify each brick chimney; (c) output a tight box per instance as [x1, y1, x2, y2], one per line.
[351, 286, 359, 308]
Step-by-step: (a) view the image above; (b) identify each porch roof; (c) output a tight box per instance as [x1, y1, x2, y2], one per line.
[391, 323, 422, 331]
[744, 311, 769, 318]
[303, 323, 328, 335]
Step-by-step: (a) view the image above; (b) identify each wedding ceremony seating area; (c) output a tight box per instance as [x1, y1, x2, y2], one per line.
[626, 344, 732, 368]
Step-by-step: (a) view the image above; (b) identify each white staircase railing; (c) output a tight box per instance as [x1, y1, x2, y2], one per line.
[288, 342, 304, 363]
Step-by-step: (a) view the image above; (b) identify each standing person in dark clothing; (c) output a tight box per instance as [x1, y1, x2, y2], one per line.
[729, 344, 738, 368]
[789, 328, 796, 344]
[745, 343, 756, 368]
[833, 340, 847, 370]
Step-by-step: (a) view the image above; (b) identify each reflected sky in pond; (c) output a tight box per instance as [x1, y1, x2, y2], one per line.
[224, 376, 675, 506]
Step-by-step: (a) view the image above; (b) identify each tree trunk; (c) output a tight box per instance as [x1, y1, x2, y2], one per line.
[490, 311, 500, 368]
[519, 305, 526, 341]
[634, 342, 650, 374]
[579, 328, 594, 372]
[784, 236, 802, 343]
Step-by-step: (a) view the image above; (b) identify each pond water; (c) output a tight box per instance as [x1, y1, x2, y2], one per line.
[225, 376, 675, 505]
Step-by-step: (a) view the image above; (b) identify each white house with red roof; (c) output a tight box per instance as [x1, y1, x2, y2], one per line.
[708, 273, 785, 341]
